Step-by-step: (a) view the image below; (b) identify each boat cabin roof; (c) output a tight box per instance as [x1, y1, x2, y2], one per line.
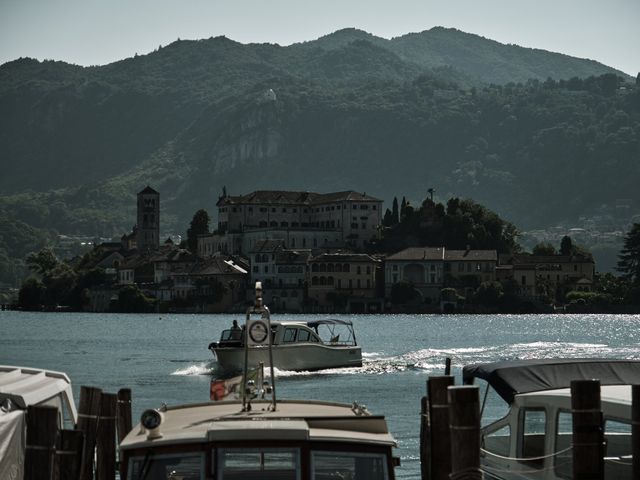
[515, 384, 631, 419]
[120, 399, 396, 450]
[0, 365, 78, 421]
[463, 358, 640, 404]
[270, 319, 354, 328]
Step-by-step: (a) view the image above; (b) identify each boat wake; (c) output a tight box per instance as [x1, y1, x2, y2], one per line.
[170, 362, 217, 376]
[169, 341, 640, 378]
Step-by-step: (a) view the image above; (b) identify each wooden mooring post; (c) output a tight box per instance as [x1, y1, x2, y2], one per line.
[77, 386, 103, 480]
[448, 385, 482, 480]
[428, 376, 454, 480]
[420, 395, 430, 480]
[571, 379, 603, 480]
[632, 385, 640, 479]
[96, 392, 118, 480]
[55, 429, 84, 480]
[25, 405, 58, 480]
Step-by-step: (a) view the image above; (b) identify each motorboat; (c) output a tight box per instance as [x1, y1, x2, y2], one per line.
[462, 358, 639, 479]
[0, 365, 78, 479]
[209, 318, 362, 374]
[119, 283, 397, 479]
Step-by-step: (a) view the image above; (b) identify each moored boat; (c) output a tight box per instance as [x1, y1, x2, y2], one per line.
[463, 358, 640, 479]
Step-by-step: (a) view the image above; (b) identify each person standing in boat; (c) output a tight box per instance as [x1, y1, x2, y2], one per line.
[230, 320, 242, 340]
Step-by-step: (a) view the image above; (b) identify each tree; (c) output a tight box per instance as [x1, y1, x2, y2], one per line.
[400, 197, 407, 220]
[187, 209, 210, 254]
[390, 281, 419, 304]
[617, 223, 640, 284]
[560, 236, 573, 255]
[18, 278, 45, 308]
[474, 281, 504, 307]
[532, 242, 557, 256]
[26, 248, 59, 276]
[391, 197, 399, 225]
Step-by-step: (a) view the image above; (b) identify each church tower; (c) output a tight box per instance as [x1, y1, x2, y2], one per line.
[136, 186, 160, 251]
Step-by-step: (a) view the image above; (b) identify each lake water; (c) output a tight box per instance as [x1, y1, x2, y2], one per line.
[2, 311, 640, 479]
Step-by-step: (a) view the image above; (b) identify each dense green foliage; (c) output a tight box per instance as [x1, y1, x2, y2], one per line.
[617, 223, 640, 284]
[186, 209, 210, 253]
[0, 28, 637, 276]
[376, 197, 520, 254]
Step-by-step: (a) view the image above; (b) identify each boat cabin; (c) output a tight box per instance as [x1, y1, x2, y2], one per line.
[215, 320, 357, 348]
[119, 399, 397, 480]
[463, 359, 639, 479]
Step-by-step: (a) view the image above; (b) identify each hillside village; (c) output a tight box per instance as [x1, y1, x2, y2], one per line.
[23, 185, 597, 314]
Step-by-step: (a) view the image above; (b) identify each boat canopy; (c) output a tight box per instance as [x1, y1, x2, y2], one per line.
[306, 319, 354, 328]
[462, 358, 640, 404]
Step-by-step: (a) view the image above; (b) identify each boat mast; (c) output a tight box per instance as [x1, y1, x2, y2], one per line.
[242, 282, 277, 411]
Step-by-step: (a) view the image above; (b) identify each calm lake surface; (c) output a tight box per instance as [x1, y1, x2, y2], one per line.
[2, 311, 640, 479]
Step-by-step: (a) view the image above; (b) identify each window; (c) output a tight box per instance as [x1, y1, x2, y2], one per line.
[367, 266, 371, 274]
[271, 208, 276, 212]
[520, 409, 546, 468]
[218, 448, 300, 479]
[485, 425, 511, 457]
[282, 208, 287, 212]
[311, 451, 388, 480]
[297, 329, 310, 342]
[283, 328, 297, 343]
[357, 266, 361, 274]
[555, 411, 573, 478]
[458, 263, 464, 272]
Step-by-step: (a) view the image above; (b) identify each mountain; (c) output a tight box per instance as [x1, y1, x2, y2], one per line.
[0, 27, 637, 282]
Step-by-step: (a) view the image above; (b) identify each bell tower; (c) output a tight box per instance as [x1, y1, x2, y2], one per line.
[136, 186, 160, 251]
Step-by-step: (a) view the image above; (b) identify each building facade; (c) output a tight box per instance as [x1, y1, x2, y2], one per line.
[215, 190, 383, 251]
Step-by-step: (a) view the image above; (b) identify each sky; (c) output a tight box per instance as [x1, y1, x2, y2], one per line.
[0, 0, 638, 75]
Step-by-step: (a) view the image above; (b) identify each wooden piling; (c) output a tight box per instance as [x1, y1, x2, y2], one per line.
[444, 357, 452, 376]
[117, 388, 132, 443]
[25, 405, 58, 480]
[571, 379, 603, 480]
[96, 393, 118, 480]
[117, 388, 133, 479]
[448, 385, 481, 480]
[632, 385, 640, 479]
[428, 376, 454, 480]
[55, 429, 84, 480]
[420, 395, 430, 480]
[76, 386, 103, 480]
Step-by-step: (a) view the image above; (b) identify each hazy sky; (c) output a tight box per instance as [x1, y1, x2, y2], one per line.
[1, 0, 638, 75]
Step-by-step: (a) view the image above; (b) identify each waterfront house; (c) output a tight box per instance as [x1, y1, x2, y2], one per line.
[385, 247, 445, 305]
[308, 253, 381, 313]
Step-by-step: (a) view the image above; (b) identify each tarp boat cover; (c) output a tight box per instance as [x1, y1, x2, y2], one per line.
[0, 366, 78, 480]
[462, 358, 640, 404]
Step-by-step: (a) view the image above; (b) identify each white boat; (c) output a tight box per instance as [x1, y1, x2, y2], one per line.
[209, 319, 363, 374]
[0, 365, 78, 479]
[119, 283, 397, 480]
[463, 358, 639, 479]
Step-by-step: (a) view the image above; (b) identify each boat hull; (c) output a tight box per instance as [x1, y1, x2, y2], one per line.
[212, 344, 362, 373]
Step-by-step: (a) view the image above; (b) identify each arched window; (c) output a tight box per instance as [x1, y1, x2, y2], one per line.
[327, 264, 335, 272]
[270, 221, 277, 227]
[312, 263, 319, 272]
[328, 276, 334, 285]
[343, 264, 350, 272]
[335, 264, 342, 272]
[319, 277, 327, 285]
[312, 276, 318, 285]
[319, 264, 327, 272]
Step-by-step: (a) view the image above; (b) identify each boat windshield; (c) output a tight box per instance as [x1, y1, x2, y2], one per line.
[217, 447, 300, 479]
[128, 452, 204, 479]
